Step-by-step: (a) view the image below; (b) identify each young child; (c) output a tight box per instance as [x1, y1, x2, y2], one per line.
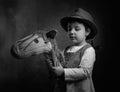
[50, 8, 97, 92]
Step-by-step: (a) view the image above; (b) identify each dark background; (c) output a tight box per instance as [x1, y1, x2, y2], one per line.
[0, 0, 113, 92]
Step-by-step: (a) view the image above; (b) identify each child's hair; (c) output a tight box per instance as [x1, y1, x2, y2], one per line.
[83, 23, 91, 39]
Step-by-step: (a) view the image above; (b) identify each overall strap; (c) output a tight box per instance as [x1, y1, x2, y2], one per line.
[79, 43, 92, 62]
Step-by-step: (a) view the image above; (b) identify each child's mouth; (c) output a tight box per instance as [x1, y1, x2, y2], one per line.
[69, 36, 76, 40]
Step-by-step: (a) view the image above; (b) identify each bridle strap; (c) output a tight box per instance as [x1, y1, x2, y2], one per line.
[49, 39, 59, 67]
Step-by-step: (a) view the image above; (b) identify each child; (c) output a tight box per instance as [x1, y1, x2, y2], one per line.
[49, 8, 97, 92]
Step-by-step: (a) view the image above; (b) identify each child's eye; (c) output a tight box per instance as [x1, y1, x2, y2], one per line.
[75, 27, 81, 31]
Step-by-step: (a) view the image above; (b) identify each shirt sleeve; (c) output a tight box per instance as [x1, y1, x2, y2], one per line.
[64, 47, 96, 81]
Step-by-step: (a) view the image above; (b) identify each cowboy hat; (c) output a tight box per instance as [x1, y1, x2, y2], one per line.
[60, 8, 97, 39]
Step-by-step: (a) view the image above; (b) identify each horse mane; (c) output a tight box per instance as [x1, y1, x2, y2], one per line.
[44, 38, 64, 67]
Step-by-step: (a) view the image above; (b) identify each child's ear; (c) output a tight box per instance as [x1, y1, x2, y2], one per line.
[86, 28, 91, 36]
[46, 29, 57, 39]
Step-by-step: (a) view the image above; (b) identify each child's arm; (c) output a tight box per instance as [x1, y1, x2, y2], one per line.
[64, 47, 96, 81]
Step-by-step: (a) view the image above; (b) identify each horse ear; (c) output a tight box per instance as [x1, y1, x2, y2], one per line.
[46, 29, 57, 39]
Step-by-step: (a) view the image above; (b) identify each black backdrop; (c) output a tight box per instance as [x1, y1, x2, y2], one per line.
[0, 0, 113, 92]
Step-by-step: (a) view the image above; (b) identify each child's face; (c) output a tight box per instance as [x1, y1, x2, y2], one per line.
[67, 22, 90, 45]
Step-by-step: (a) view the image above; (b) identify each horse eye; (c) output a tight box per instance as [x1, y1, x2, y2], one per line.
[44, 41, 48, 44]
[34, 38, 39, 43]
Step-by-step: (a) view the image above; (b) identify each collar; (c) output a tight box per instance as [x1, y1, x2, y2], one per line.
[67, 43, 87, 53]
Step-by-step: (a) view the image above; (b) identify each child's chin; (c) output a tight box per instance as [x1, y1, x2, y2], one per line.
[71, 40, 78, 43]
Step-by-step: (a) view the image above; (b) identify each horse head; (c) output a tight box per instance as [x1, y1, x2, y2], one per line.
[11, 30, 57, 59]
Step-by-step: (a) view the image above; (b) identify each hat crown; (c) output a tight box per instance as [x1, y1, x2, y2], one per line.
[71, 8, 94, 23]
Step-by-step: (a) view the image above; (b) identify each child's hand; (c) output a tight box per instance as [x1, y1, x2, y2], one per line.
[52, 64, 64, 77]
[45, 59, 64, 77]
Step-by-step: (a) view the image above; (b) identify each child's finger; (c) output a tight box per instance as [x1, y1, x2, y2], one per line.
[45, 59, 53, 67]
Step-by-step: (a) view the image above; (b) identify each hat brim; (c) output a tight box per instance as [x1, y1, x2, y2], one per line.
[60, 16, 97, 39]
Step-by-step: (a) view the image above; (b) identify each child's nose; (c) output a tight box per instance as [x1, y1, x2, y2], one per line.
[69, 29, 75, 36]
[70, 28, 75, 34]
